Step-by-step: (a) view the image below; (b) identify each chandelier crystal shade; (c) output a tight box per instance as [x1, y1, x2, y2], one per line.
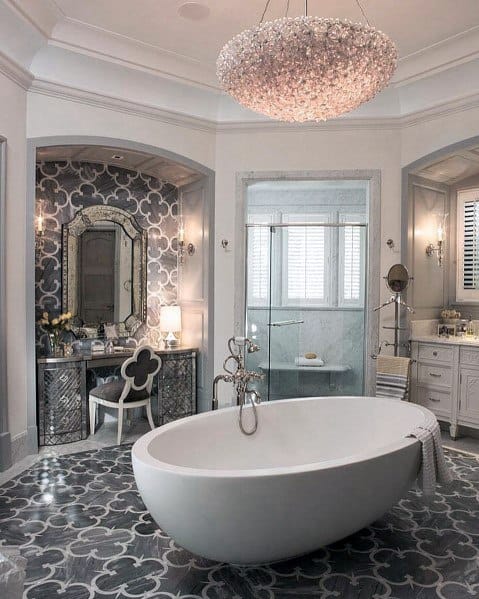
[217, 16, 397, 122]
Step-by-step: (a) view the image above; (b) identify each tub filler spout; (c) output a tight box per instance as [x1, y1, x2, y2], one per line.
[212, 336, 264, 435]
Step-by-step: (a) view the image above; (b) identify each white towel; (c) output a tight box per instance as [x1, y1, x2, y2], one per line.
[408, 410, 453, 496]
[295, 357, 324, 367]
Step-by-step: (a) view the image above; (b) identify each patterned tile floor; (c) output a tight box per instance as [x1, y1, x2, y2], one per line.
[1, 445, 479, 599]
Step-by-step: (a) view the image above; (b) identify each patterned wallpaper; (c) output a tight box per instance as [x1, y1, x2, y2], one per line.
[35, 161, 179, 347]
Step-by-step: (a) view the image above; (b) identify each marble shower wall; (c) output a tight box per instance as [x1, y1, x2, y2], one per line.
[247, 309, 365, 399]
[35, 161, 179, 346]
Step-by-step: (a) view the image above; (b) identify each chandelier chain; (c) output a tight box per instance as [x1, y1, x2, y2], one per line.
[285, 0, 290, 17]
[260, 0, 273, 23]
[355, 0, 371, 26]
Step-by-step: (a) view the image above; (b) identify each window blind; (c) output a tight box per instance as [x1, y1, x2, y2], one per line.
[343, 225, 362, 301]
[463, 198, 479, 290]
[247, 215, 271, 305]
[284, 215, 327, 304]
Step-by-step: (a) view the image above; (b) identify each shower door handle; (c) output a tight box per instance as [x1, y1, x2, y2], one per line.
[269, 320, 304, 327]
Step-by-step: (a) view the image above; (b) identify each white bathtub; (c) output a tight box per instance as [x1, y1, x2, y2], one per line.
[132, 396, 429, 564]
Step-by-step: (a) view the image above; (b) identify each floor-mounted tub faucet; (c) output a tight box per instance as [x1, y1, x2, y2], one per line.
[212, 336, 264, 435]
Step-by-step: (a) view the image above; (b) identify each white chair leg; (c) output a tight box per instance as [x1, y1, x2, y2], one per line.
[117, 405, 124, 445]
[146, 400, 155, 430]
[89, 397, 96, 436]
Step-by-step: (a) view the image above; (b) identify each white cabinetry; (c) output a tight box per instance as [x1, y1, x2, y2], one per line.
[411, 340, 479, 438]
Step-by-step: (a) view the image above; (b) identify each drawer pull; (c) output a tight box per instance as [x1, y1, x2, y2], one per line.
[428, 372, 442, 378]
[428, 397, 441, 402]
[432, 351, 438, 357]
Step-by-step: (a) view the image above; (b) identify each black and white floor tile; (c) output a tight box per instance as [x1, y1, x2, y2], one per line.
[1, 445, 479, 599]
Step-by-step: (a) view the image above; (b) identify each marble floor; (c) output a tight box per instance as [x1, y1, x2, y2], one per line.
[1, 437, 479, 598]
[0, 420, 151, 486]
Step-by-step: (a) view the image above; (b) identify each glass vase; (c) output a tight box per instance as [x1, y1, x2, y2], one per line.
[48, 332, 62, 356]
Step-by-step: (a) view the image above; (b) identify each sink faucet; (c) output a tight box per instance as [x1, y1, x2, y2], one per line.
[212, 336, 264, 435]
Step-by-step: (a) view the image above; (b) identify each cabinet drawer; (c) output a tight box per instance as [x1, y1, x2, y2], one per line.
[416, 386, 452, 415]
[417, 363, 452, 387]
[418, 344, 454, 363]
[460, 347, 479, 367]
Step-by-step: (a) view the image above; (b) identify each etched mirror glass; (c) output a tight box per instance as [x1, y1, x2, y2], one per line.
[63, 206, 147, 330]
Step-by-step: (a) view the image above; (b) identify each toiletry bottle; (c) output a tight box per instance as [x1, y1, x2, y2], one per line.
[467, 317, 475, 338]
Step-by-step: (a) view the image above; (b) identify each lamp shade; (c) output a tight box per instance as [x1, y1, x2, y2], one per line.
[160, 306, 182, 332]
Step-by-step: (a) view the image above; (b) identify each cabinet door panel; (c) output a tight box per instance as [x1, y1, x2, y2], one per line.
[459, 368, 479, 423]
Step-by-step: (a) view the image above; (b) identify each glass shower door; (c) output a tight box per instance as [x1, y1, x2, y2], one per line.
[245, 221, 367, 401]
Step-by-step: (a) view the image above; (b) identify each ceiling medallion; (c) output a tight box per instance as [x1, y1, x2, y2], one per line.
[217, 2, 397, 123]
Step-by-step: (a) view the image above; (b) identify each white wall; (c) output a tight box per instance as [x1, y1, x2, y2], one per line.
[0, 72, 27, 441]
[214, 127, 402, 375]
[27, 93, 216, 169]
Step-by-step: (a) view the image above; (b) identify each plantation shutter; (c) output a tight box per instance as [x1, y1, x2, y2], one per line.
[463, 198, 479, 290]
[343, 225, 362, 300]
[283, 214, 329, 305]
[247, 214, 271, 306]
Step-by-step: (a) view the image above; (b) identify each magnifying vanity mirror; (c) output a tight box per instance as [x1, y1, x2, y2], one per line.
[386, 263, 411, 294]
[62, 205, 147, 332]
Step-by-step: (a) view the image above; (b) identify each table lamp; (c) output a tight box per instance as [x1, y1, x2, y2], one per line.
[160, 305, 182, 348]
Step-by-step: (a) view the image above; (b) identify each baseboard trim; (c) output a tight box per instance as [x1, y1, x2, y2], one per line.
[0, 431, 12, 471]
[11, 431, 28, 464]
[27, 425, 38, 455]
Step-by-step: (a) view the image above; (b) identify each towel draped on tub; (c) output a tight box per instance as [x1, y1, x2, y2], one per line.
[408, 410, 453, 496]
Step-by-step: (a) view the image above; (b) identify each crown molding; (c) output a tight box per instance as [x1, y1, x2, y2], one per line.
[394, 26, 479, 87]
[0, 48, 33, 89]
[49, 17, 219, 92]
[28, 76, 479, 137]
[29, 79, 217, 133]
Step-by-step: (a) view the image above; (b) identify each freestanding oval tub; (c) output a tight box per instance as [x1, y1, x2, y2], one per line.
[132, 396, 430, 564]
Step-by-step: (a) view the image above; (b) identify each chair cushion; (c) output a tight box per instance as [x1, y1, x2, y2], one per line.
[90, 380, 149, 402]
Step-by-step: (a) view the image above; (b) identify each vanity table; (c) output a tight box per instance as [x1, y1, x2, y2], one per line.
[37, 347, 197, 446]
[410, 336, 479, 438]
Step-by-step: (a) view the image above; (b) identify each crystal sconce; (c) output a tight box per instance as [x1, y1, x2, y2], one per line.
[35, 199, 45, 252]
[425, 214, 447, 267]
[177, 218, 195, 265]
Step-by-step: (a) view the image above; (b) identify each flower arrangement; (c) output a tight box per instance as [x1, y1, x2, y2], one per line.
[38, 311, 73, 354]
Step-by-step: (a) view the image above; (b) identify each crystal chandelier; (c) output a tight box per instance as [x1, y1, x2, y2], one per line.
[217, 0, 397, 122]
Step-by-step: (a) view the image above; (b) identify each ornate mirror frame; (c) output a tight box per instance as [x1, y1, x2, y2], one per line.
[62, 205, 147, 330]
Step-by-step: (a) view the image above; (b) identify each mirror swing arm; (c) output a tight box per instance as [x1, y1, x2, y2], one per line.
[373, 264, 414, 358]
[62, 205, 147, 332]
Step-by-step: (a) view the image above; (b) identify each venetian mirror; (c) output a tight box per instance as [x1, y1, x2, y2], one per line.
[62, 205, 147, 330]
[386, 263, 411, 294]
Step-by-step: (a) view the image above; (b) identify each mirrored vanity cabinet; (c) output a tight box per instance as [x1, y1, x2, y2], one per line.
[36, 187, 199, 446]
[37, 348, 197, 446]
[410, 339, 479, 439]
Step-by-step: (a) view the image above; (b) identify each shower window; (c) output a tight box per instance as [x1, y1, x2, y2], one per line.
[247, 205, 365, 308]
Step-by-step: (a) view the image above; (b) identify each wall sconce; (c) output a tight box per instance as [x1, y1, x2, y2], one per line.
[160, 305, 182, 348]
[425, 213, 447, 267]
[35, 199, 45, 252]
[178, 218, 195, 265]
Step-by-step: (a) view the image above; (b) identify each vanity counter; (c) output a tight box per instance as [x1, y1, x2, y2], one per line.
[37, 346, 197, 364]
[409, 335, 479, 346]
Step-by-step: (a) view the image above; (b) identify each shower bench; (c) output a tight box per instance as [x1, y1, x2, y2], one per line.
[258, 361, 351, 389]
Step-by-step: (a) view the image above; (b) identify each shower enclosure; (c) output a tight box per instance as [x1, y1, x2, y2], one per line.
[245, 220, 368, 402]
